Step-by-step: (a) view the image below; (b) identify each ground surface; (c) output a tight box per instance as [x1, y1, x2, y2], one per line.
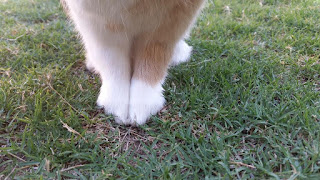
[1, 0, 320, 179]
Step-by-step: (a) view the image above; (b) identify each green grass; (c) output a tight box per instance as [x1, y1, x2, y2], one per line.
[1, 0, 320, 179]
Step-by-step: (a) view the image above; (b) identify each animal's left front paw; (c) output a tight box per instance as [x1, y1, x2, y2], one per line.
[128, 79, 165, 125]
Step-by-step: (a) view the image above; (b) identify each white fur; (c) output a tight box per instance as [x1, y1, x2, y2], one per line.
[85, 59, 95, 71]
[90, 44, 131, 124]
[171, 40, 193, 66]
[128, 79, 165, 125]
[66, 0, 132, 123]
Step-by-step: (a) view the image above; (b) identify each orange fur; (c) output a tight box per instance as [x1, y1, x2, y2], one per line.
[105, 23, 125, 33]
[131, 0, 205, 85]
[132, 40, 173, 85]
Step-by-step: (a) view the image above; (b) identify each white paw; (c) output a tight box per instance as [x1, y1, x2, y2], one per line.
[86, 60, 95, 71]
[97, 84, 130, 124]
[128, 79, 165, 125]
[170, 40, 193, 66]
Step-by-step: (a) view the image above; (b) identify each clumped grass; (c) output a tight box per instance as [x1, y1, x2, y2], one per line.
[1, 0, 320, 179]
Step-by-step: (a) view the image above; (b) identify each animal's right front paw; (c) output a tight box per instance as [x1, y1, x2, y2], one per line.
[97, 84, 130, 124]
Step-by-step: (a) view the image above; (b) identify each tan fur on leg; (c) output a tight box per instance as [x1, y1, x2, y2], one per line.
[132, 0, 205, 85]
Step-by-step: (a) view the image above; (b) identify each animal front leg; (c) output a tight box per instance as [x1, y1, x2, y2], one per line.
[86, 41, 131, 124]
[128, 42, 173, 125]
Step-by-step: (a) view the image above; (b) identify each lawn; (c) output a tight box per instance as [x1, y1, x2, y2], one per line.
[1, 0, 320, 179]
